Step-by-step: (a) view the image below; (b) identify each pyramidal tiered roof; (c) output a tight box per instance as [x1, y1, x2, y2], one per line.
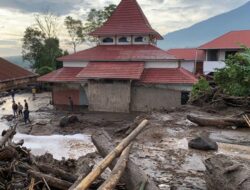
[91, 0, 163, 39]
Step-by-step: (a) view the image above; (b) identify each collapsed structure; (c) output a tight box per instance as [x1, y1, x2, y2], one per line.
[38, 0, 197, 112]
[0, 57, 37, 91]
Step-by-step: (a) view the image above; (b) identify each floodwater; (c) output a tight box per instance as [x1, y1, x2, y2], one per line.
[0, 92, 96, 160]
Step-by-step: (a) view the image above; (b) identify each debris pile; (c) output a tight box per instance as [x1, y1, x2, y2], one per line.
[0, 126, 125, 190]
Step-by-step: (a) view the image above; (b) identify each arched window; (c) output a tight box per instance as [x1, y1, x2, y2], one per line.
[102, 37, 114, 43]
[134, 36, 143, 42]
[118, 37, 129, 43]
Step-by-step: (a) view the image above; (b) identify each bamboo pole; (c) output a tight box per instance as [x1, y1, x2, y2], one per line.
[97, 144, 132, 190]
[74, 119, 148, 190]
[243, 115, 250, 128]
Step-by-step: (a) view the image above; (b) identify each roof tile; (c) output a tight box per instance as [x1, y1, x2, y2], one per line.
[91, 0, 162, 39]
[0, 57, 36, 82]
[77, 62, 144, 79]
[199, 30, 250, 49]
[139, 68, 197, 84]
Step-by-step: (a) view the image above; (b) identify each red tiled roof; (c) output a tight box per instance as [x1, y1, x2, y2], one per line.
[37, 67, 83, 82]
[90, 0, 163, 39]
[139, 68, 197, 84]
[58, 45, 176, 62]
[199, 30, 250, 49]
[166, 48, 205, 61]
[0, 57, 36, 82]
[77, 62, 144, 79]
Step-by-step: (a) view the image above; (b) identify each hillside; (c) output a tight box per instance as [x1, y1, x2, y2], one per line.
[4, 56, 31, 69]
[158, 1, 250, 49]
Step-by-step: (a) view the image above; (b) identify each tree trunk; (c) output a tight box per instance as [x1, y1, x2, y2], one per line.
[36, 163, 78, 183]
[28, 170, 72, 190]
[204, 154, 250, 190]
[98, 144, 132, 190]
[187, 114, 248, 127]
[74, 119, 149, 190]
[92, 130, 159, 190]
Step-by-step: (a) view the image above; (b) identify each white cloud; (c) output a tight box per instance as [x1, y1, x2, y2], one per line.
[0, 0, 249, 56]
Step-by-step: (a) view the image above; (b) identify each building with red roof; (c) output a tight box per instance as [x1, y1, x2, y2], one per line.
[38, 0, 197, 112]
[0, 57, 37, 91]
[199, 30, 250, 74]
[166, 48, 205, 74]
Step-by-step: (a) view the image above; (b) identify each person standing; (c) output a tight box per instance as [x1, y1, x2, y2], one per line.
[12, 101, 18, 118]
[24, 99, 29, 110]
[23, 107, 31, 124]
[68, 97, 74, 112]
[11, 90, 15, 101]
[17, 102, 23, 117]
[32, 87, 36, 100]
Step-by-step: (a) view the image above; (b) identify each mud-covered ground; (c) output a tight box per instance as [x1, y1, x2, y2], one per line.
[1, 92, 250, 190]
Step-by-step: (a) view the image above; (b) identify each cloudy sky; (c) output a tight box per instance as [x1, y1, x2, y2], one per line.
[0, 0, 249, 57]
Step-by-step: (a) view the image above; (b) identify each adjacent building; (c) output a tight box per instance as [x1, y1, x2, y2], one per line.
[199, 30, 250, 74]
[0, 57, 37, 91]
[166, 48, 205, 74]
[38, 0, 197, 112]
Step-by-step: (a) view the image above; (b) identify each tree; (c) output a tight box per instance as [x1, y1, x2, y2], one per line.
[64, 16, 85, 53]
[22, 13, 66, 75]
[214, 48, 250, 96]
[83, 4, 116, 43]
[22, 27, 45, 69]
[34, 13, 59, 39]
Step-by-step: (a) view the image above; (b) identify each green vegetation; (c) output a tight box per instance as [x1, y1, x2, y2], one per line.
[191, 77, 212, 101]
[191, 48, 250, 102]
[22, 14, 68, 75]
[22, 4, 116, 75]
[214, 48, 250, 96]
[83, 4, 116, 43]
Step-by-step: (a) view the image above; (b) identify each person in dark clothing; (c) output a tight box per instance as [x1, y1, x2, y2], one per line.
[12, 101, 18, 117]
[24, 99, 28, 110]
[23, 107, 31, 124]
[11, 90, 15, 101]
[68, 97, 74, 112]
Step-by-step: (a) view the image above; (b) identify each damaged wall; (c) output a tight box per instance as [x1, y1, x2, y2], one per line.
[0, 77, 37, 92]
[131, 85, 181, 112]
[87, 80, 131, 113]
[52, 83, 88, 106]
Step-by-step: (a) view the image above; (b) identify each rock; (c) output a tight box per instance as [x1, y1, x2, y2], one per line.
[59, 115, 79, 127]
[188, 136, 218, 151]
[59, 116, 69, 127]
[68, 115, 79, 123]
[1, 114, 14, 121]
[0, 100, 6, 105]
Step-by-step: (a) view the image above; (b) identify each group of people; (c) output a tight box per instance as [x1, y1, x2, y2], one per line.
[12, 99, 31, 124]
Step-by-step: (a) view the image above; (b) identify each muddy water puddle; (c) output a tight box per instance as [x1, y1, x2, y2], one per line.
[0, 92, 96, 160]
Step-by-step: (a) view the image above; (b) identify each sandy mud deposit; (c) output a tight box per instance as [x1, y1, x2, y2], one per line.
[1, 92, 250, 189]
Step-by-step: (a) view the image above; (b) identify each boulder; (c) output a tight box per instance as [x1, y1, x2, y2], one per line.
[188, 136, 218, 151]
[59, 116, 69, 127]
[68, 115, 79, 123]
[59, 115, 79, 127]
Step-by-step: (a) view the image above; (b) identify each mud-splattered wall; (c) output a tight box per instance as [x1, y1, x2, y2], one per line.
[131, 85, 181, 112]
[87, 80, 131, 113]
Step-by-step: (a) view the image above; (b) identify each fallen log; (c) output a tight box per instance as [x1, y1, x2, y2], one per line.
[36, 163, 78, 183]
[98, 144, 132, 190]
[28, 170, 72, 190]
[204, 154, 250, 190]
[187, 114, 248, 127]
[74, 119, 149, 190]
[92, 130, 159, 190]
